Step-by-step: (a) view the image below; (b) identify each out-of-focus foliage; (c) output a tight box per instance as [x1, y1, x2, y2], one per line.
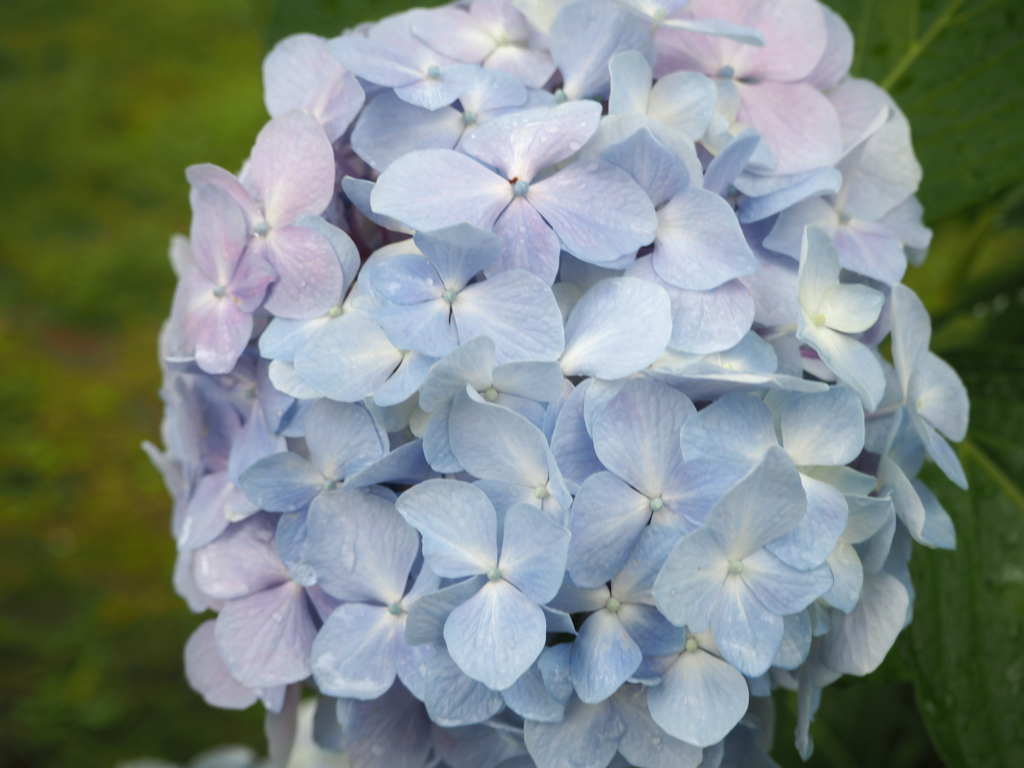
[0, 0, 1021, 767]
[0, 0, 269, 766]
[826, 0, 1024, 222]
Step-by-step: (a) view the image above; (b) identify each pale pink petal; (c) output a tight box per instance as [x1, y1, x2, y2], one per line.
[802, 6, 853, 89]
[262, 225, 344, 320]
[737, 80, 842, 175]
[248, 111, 336, 227]
[196, 299, 254, 375]
[189, 185, 249, 282]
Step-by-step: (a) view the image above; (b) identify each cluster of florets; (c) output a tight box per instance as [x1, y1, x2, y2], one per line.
[146, 1, 969, 766]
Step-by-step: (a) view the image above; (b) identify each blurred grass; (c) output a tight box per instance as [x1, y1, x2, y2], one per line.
[0, 0, 269, 765]
[0, 0, 1018, 767]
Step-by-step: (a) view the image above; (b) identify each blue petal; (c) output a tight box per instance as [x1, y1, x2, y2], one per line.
[375, 299, 458, 359]
[397, 479, 499, 577]
[238, 452, 321, 513]
[765, 475, 848, 570]
[501, 663, 565, 723]
[646, 648, 749, 748]
[567, 471, 652, 588]
[499, 504, 571, 604]
[418, 335, 496, 412]
[550, 379, 603, 494]
[293, 311, 403, 402]
[404, 575, 487, 646]
[678, 392, 776, 466]
[616, 604, 686, 656]
[703, 128, 761, 197]
[306, 489, 419, 604]
[423, 400, 464, 473]
[303, 399, 386, 481]
[710, 577, 784, 677]
[819, 571, 910, 675]
[352, 90, 463, 172]
[613, 685, 705, 768]
[653, 527, 729, 631]
[592, 377, 695, 499]
[524, 694, 623, 768]
[773, 611, 812, 670]
[346, 439, 436, 489]
[424, 648, 506, 726]
[345, 681, 433, 768]
[444, 579, 548, 690]
[311, 603, 402, 699]
[415, 222, 503, 290]
[600, 127, 688, 208]
[561, 277, 672, 379]
[454, 270, 566, 364]
[705, 447, 807, 558]
[372, 350, 437, 407]
[571, 610, 642, 703]
[449, 389, 551, 489]
[371, 253, 444, 305]
[538, 644, 574, 705]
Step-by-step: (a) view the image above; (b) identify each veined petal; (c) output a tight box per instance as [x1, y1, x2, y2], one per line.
[654, 526, 729, 630]
[237, 452, 322, 513]
[568, 471, 653, 588]
[647, 648, 748, 748]
[819, 283, 885, 334]
[571, 611, 643, 703]
[248, 111, 335, 227]
[423, 648, 504, 726]
[262, 225, 344, 319]
[710, 577, 783, 677]
[528, 159, 659, 264]
[741, 548, 833, 615]
[561, 277, 672, 378]
[462, 101, 602, 182]
[765, 474, 848, 570]
[490, 195, 562, 284]
[454, 270, 565, 363]
[780, 385, 865, 467]
[444, 579, 547, 690]
[304, 399, 385, 480]
[311, 603, 403, 699]
[371, 149, 514, 232]
[499, 504, 571, 604]
[396, 479, 498, 577]
[524, 695, 624, 768]
[306, 489, 419, 604]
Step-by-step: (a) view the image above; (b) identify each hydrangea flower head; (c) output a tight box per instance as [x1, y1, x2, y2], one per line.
[148, 3, 966, 766]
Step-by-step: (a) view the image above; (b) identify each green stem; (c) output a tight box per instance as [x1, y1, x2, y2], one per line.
[882, 0, 969, 90]
[960, 437, 1024, 516]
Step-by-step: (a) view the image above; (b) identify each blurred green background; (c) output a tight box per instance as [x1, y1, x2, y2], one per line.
[0, 0, 1020, 767]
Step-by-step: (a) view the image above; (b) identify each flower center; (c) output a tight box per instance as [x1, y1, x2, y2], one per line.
[212, 285, 227, 298]
[426, 64, 441, 79]
[839, 210, 853, 224]
[718, 65, 735, 79]
[553, 88, 567, 103]
[495, 33, 509, 46]
[322, 479, 337, 491]
[328, 305, 343, 318]
[685, 638, 699, 652]
[462, 110, 477, 125]
[728, 559, 744, 575]
[484, 387, 499, 401]
[813, 312, 827, 326]
[254, 221, 270, 237]
[442, 289, 458, 303]
[605, 597, 621, 613]
[653, 7, 668, 21]
[514, 179, 530, 196]
[534, 484, 549, 500]
[650, 497, 664, 512]
[487, 567, 502, 582]
[387, 602, 404, 616]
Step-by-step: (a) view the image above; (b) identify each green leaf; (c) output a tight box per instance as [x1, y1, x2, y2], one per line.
[254, 0, 448, 49]
[899, 345, 1024, 768]
[824, 0, 1024, 221]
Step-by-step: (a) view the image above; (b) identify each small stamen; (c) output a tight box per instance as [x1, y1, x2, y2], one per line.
[514, 179, 530, 196]
[212, 285, 227, 298]
[813, 312, 827, 326]
[387, 602, 404, 616]
[426, 64, 441, 79]
[685, 638, 699, 652]
[487, 567, 502, 581]
[484, 387, 499, 401]
[322, 479, 337, 491]
[462, 110, 477, 125]
[254, 221, 270, 237]
[718, 65, 735, 79]
[728, 559, 744, 575]
[650, 497, 664, 512]
[553, 88, 567, 103]
[442, 289, 458, 303]
[839, 210, 853, 224]
[328, 305, 343, 318]
[605, 597, 621, 613]
[534, 485, 549, 500]
[653, 7, 668, 21]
